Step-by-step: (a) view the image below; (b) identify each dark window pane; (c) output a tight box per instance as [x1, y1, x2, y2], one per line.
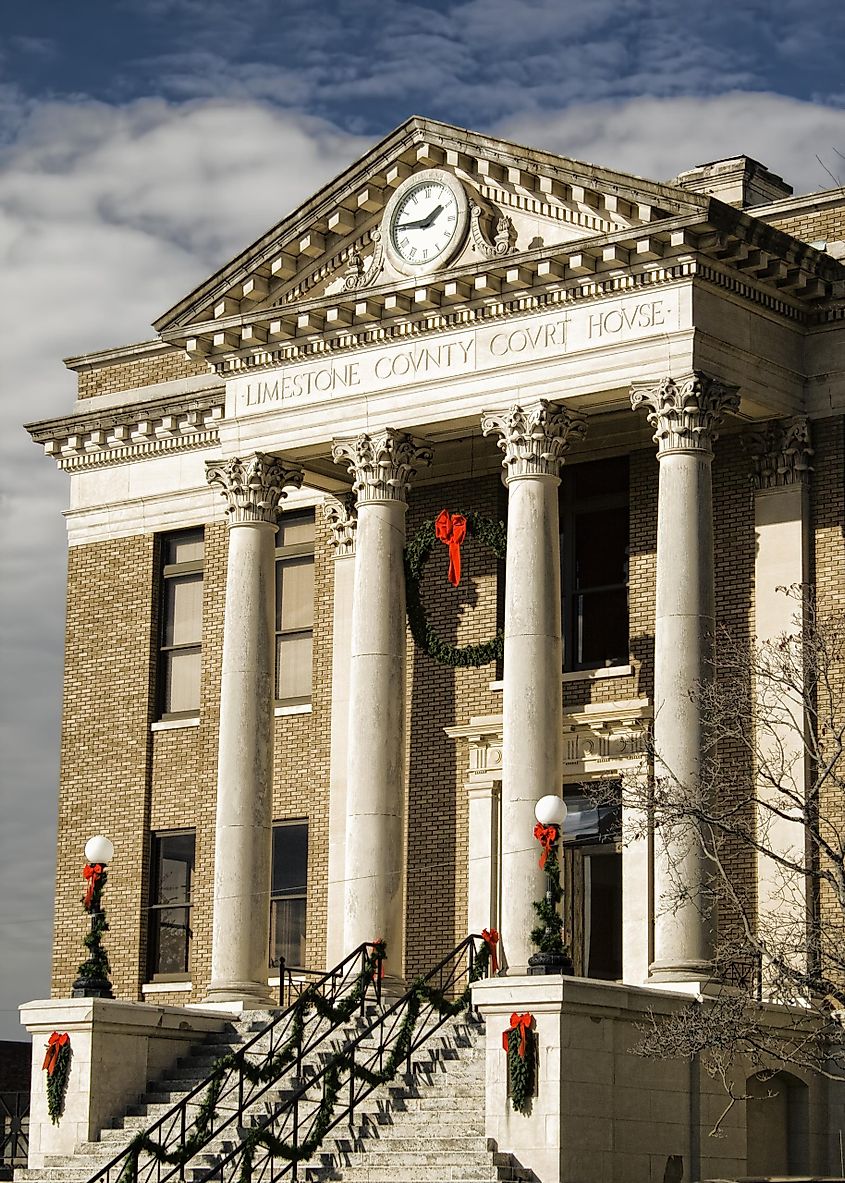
[571, 457, 628, 500]
[270, 898, 307, 968]
[272, 823, 308, 896]
[573, 588, 628, 668]
[151, 906, 192, 975]
[587, 853, 623, 980]
[574, 508, 628, 589]
[156, 832, 195, 905]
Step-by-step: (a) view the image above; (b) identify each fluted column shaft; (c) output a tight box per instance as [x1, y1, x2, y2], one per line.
[482, 400, 586, 973]
[205, 453, 303, 1004]
[332, 431, 431, 978]
[631, 374, 739, 982]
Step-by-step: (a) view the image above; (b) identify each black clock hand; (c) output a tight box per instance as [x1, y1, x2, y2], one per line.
[397, 203, 444, 231]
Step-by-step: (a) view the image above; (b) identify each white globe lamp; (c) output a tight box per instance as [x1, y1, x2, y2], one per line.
[534, 795, 567, 829]
[84, 835, 114, 865]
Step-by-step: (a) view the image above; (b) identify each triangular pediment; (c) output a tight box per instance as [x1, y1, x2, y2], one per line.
[154, 118, 705, 324]
[153, 117, 845, 370]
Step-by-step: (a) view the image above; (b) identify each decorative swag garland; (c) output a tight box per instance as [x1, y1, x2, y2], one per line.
[117, 941, 492, 1183]
[405, 510, 507, 668]
[502, 1013, 536, 1115]
[43, 1031, 72, 1124]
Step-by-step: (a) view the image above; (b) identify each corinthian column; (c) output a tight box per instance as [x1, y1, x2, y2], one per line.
[205, 453, 303, 1004]
[331, 430, 431, 978]
[322, 495, 357, 969]
[630, 373, 739, 982]
[481, 399, 586, 973]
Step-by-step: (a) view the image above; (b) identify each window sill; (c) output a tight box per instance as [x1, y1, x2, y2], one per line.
[274, 703, 312, 717]
[489, 664, 632, 692]
[151, 716, 200, 732]
[142, 980, 192, 994]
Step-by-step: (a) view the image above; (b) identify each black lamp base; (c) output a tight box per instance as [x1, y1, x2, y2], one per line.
[71, 977, 114, 999]
[527, 951, 574, 976]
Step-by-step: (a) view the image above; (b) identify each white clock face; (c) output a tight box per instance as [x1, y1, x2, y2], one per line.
[389, 179, 461, 267]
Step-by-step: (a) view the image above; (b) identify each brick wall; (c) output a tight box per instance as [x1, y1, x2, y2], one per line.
[763, 195, 845, 245]
[75, 349, 211, 400]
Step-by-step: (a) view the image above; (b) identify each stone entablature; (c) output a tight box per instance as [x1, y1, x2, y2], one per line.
[446, 699, 651, 784]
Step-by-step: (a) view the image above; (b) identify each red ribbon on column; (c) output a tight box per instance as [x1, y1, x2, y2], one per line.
[434, 510, 467, 587]
[481, 928, 499, 974]
[82, 863, 103, 910]
[502, 1012, 533, 1058]
[42, 1032, 70, 1075]
[533, 823, 557, 870]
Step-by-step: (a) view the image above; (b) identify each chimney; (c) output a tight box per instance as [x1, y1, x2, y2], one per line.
[673, 156, 793, 209]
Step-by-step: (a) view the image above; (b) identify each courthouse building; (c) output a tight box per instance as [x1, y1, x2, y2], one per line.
[24, 118, 845, 1179]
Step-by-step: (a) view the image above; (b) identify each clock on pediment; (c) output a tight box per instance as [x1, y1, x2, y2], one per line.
[382, 169, 469, 277]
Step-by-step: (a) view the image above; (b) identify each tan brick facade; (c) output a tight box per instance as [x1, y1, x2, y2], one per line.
[75, 346, 212, 400]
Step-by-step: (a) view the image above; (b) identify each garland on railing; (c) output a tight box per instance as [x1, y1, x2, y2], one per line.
[405, 510, 507, 668]
[43, 1031, 72, 1124]
[232, 942, 492, 1182]
[116, 942, 387, 1183]
[503, 1012, 536, 1115]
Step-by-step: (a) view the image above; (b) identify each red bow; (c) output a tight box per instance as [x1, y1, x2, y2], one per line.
[42, 1031, 70, 1075]
[434, 510, 467, 587]
[82, 863, 103, 910]
[502, 1012, 533, 1059]
[481, 928, 499, 974]
[533, 822, 558, 870]
[371, 937, 385, 981]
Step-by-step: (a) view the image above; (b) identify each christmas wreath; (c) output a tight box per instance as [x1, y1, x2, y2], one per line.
[405, 509, 507, 668]
[503, 1012, 536, 1114]
[43, 1031, 72, 1123]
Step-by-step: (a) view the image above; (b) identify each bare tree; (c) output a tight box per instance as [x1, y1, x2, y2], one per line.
[601, 590, 845, 1124]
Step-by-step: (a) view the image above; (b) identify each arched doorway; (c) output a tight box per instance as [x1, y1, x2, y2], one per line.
[746, 1070, 810, 1176]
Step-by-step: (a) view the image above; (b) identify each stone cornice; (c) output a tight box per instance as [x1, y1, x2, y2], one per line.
[26, 390, 225, 472]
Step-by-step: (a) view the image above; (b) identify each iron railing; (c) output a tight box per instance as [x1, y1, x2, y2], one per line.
[199, 933, 489, 1183]
[89, 941, 384, 1183]
[269, 959, 327, 1011]
[0, 1091, 29, 1182]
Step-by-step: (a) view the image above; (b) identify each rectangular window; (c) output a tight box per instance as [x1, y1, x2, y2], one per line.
[148, 830, 195, 979]
[159, 529, 204, 717]
[560, 457, 629, 671]
[562, 781, 623, 981]
[270, 821, 308, 968]
[275, 511, 315, 702]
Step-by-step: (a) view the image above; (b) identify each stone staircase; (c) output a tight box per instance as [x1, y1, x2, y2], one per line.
[17, 1008, 531, 1183]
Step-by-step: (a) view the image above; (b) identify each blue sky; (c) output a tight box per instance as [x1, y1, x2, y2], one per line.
[2, 0, 845, 1041]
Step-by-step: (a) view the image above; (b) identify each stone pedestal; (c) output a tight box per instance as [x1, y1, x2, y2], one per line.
[20, 998, 225, 1168]
[332, 430, 431, 979]
[631, 374, 739, 983]
[481, 401, 586, 974]
[205, 454, 303, 1004]
[323, 495, 357, 969]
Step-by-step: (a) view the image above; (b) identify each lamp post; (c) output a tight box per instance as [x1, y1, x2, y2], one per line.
[527, 795, 573, 976]
[71, 835, 115, 999]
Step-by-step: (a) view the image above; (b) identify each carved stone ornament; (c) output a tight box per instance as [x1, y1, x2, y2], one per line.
[630, 372, 740, 456]
[343, 230, 385, 291]
[469, 202, 516, 259]
[323, 493, 358, 556]
[331, 429, 433, 504]
[205, 453, 304, 525]
[745, 416, 813, 489]
[481, 400, 587, 480]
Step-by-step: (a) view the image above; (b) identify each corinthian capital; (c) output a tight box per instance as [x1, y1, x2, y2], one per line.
[745, 416, 813, 490]
[323, 494, 358, 557]
[630, 373, 740, 456]
[331, 429, 432, 505]
[205, 453, 304, 525]
[480, 399, 587, 480]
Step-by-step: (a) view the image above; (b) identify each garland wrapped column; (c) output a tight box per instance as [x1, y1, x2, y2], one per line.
[481, 400, 586, 973]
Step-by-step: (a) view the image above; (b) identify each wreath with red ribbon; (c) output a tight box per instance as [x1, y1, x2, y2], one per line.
[405, 509, 507, 668]
[43, 1031, 72, 1124]
[503, 1012, 536, 1114]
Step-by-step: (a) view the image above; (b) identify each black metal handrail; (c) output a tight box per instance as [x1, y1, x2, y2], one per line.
[89, 942, 384, 1183]
[199, 934, 490, 1183]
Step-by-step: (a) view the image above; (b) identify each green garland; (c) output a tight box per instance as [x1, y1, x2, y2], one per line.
[117, 942, 489, 1183]
[405, 511, 506, 668]
[45, 1040, 72, 1124]
[530, 840, 567, 955]
[505, 1024, 536, 1115]
[77, 868, 112, 987]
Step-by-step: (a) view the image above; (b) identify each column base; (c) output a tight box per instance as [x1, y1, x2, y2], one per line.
[648, 958, 713, 988]
[201, 980, 276, 1010]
